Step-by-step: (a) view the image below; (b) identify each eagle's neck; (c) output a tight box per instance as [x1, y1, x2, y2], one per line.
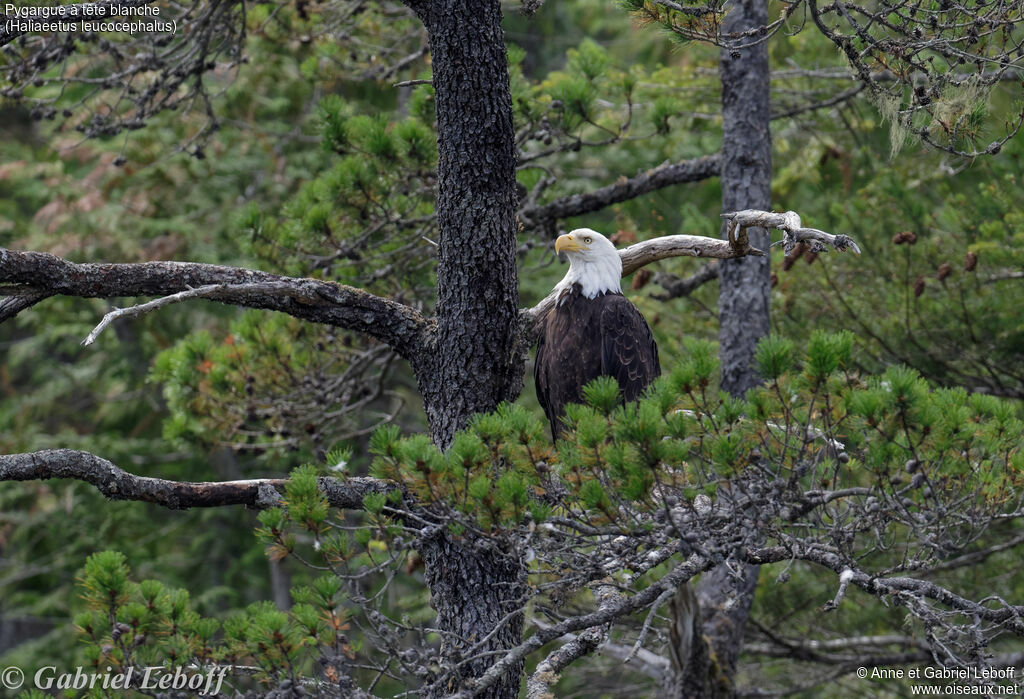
[555, 254, 622, 303]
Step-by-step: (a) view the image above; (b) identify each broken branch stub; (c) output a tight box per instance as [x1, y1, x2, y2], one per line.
[721, 209, 862, 256]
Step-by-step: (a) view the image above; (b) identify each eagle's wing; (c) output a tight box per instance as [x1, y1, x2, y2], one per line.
[534, 326, 554, 427]
[600, 295, 661, 401]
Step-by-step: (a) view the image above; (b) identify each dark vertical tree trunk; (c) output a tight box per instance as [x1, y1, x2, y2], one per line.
[402, 2, 526, 696]
[672, 0, 772, 696]
[412, 0, 523, 448]
[419, 533, 526, 699]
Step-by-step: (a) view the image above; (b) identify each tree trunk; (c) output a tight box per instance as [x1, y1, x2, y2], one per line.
[413, 0, 523, 448]
[673, 0, 772, 695]
[717, 0, 772, 398]
[405, 2, 526, 696]
[419, 531, 526, 699]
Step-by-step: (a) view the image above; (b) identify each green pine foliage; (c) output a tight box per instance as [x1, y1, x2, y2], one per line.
[73, 551, 354, 694]
[279, 331, 1022, 544]
[69, 334, 1023, 694]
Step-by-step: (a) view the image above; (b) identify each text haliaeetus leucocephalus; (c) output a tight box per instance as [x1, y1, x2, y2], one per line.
[535, 228, 661, 438]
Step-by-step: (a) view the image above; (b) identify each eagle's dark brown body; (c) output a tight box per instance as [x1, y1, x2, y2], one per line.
[535, 283, 661, 437]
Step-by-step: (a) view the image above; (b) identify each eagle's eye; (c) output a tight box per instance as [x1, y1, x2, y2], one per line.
[583, 236, 592, 244]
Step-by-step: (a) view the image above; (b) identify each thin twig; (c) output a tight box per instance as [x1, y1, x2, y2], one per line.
[82, 284, 224, 346]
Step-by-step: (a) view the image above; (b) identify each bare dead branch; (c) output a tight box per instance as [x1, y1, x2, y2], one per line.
[924, 532, 1024, 574]
[743, 545, 1024, 634]
[525, 208, 859, 338]
[518, 155, 722, 235]
[82, 284, 223, 346]
[394, 78, 433, 88]
[721, 210, 862, 255]
[771, 83, 867, 120]
[0, 248, 430, 360]
[0, 449, 396, 510]
[822, 568, 855, 611]
[525, 584, 622, 699]
[453, 555, 712, 699]
[747, 629, 928, 659]
[530, 618, 670, 683]
[622, 232, 766, 271]
[652, 261, 720, 300]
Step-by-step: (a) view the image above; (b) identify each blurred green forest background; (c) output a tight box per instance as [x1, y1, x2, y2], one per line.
[1, 0, 1022, 693]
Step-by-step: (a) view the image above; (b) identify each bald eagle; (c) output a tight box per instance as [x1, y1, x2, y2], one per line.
[535, 228, 661, 438]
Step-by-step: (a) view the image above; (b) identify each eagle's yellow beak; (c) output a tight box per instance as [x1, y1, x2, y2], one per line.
[555, 234, 585, 254]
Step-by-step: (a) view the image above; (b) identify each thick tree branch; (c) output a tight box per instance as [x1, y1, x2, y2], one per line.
[529, 618, 669, 683]
[0, 288, 51, 322]
[621, 229, 766, 271]
[0, 248, 430, 360]
[524, 621, 604, 698]
[525, 583, 625, 699]
[0, 449, 397, 510]
[518, 154, 722, 235]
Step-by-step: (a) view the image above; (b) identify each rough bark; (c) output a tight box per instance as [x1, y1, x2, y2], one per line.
[716, 0, 772, 397]
[411, 0, 521, 448]
[0, 449, 396, 509]
[402, 3, 526, 697]
[678, 0, 773, 695]
[419, 531, 526, 699]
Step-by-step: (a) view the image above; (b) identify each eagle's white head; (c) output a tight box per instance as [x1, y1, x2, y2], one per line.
[553, 228, 623, 301]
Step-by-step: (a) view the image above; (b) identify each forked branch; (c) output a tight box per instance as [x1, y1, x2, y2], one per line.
[0, 249, 430, 359]
[721, 210, 862, 255]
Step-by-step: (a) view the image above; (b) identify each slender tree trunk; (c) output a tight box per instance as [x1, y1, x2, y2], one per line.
[672, 0, 771, 695]
[717, 0, 772, 397]
[404, 2, 526, 696]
